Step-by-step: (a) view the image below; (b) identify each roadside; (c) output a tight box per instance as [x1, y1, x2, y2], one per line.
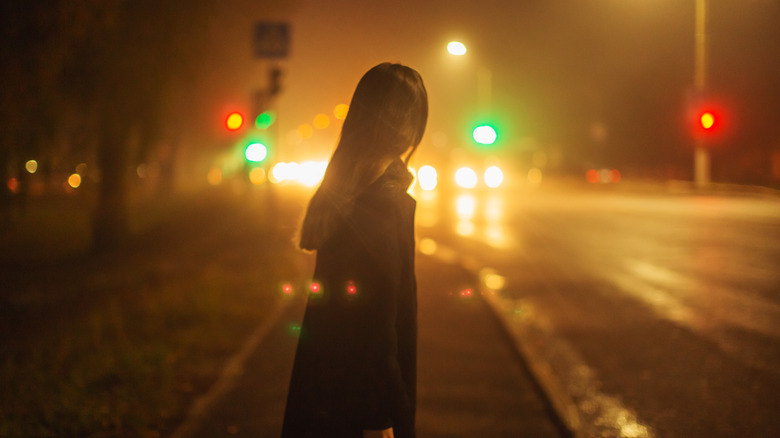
[0, 187, 308, 437]
[182, 254, 564, 438]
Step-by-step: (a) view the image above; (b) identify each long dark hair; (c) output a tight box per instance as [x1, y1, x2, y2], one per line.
[299, 63, 428, 250]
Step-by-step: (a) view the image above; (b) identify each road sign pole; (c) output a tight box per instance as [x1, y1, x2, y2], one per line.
[693, 0, 710, 188]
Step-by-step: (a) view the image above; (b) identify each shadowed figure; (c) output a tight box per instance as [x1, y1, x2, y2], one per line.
[282, 63, 428, 438]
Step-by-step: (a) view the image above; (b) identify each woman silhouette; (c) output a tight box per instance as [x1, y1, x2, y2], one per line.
[282, 63, 428, 438]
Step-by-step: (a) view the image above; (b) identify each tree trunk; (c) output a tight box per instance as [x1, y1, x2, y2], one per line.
[92, 113, 130, 253]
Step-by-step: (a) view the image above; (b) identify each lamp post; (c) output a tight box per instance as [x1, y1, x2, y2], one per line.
[693, 0, 710, 187]
[447, 41, 492, 110]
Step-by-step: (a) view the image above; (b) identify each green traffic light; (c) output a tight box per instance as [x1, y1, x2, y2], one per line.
[472, 125, 497, 145]
[245, 142, 268, 162]
[255, 111, 276, 130]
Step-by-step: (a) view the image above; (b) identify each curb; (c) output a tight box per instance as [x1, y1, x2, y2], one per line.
[425, 250, 582, 438]
[433, 249, 655, 438]
[170, 298, 292, 438]
[479, 282, 582, 438]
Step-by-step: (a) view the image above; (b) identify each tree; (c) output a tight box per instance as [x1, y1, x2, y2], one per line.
[58, 0, 215, 251]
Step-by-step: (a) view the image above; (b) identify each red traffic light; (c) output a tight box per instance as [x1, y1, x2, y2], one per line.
[688, 103, 727, 139]
[699, 110, 717, 131]
[225, 112, 244, 131]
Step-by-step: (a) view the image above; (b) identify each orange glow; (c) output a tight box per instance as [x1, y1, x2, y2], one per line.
[207, 168, 223, 185]
[309, 282, 321, 294]
[313, 113, 330, 129]
[346, 281, 357, 295]
[527, 168, 543, 186]
[418, 238, 437, 255]
[460, 288, 474, 298]
[282, 283, 293, 295]
[334, 104, 349, 120]
[586, 169, 600, 183]
[68, 173, 82, 188]
[249, 168, 266, 185]
[7, 177, 19, 193]
[609, 169, 621, 183]
[297, 123, 314, 140]
[225, 112, 244, 131]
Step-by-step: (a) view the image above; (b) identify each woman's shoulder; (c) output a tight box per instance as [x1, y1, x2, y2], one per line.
[357, 160, 416, 209]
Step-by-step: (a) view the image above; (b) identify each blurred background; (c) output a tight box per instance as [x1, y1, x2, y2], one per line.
[3, 1, 780, 251]
[2, 1, 780, 437]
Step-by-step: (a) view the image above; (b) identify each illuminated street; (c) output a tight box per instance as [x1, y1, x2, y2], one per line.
[4, 0, 780, 435]
[415, 181, 780, 437]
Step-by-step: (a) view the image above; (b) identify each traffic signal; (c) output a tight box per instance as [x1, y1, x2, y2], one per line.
[255, 111, 276, 130]
[245, 142, 268, 163]
[686, 91, 729, 140]
[690, 104, 727, 139]
[472, 124, 497, 145]
[225, 111, 244, 131]
[699, 110, 717, 131]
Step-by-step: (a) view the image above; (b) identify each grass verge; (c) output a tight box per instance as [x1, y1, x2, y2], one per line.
[0, 187, 309, 437]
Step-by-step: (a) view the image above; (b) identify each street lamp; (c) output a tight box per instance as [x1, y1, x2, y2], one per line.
[447, 41, 467, 56]
[446, 41, 495, 146]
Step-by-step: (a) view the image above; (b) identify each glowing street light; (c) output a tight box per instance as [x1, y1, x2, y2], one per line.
[455, 167, 478, 189]
[700, 111, 715, 130]
[447, 41, 467, 56]
[245, 142, 268, 162]
[472, 125, 497, 145]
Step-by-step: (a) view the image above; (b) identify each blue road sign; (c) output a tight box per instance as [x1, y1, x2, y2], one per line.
[254, 22, 290, 59]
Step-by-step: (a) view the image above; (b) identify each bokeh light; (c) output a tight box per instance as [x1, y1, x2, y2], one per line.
[245, 143, 268, 162]
[484, 166, 504, 188]
[456, 194, 476, 220]
[25, 160, 38, 174]
[334, 104, 349, 120]
[417, 165, 438, 191]
[528, 168, 543, 186]
[255, 111, 276, 129]
[226, 112, 243, 131]
[418, 238, 438, 255]
[472, 125, 497, 145]
[249, 167, 266, 185]
[483, 272, 506, 291]
[447, 41, 467, 56]
[296, 161, 328, 187]
[455, 167, 478, 189]
[313, 113, 330, 129]
[68, 173, 82, 189]
[297, 123, 314, 140]
[7, 177, 19, 193]
[700, 112, 715, 130]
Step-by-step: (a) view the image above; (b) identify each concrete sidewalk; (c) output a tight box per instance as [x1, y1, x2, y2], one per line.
[177, 255, 564, 437]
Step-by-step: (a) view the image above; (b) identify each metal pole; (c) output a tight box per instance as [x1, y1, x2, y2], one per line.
[477, 66, 493, 111]
[694, 0, 710, 187]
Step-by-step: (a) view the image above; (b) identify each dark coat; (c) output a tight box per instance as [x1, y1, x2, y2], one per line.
[282, 169, 418, 438]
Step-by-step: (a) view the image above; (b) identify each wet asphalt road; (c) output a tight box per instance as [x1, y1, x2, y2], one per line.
[416, 184, 780, 437]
